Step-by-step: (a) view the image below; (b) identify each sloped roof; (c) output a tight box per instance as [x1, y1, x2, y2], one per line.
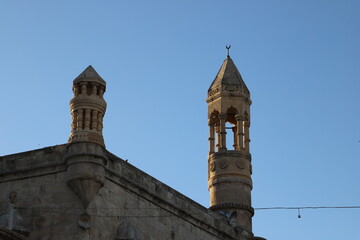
[73, 65, 106, 85]
[209, 56, 249, 94]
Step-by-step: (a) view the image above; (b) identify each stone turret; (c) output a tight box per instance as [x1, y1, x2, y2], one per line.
[68, 65, 107, 147]
[207, 55, 253, 236]
[66, 66, 108, 230]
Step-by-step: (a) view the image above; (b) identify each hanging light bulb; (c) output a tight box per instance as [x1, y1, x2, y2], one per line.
[298, 208, 301, 218]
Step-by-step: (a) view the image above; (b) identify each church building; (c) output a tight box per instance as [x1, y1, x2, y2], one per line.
[0, 54, 266, 240]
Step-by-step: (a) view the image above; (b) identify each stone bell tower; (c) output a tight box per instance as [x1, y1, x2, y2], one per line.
[207, 54, 253, 234]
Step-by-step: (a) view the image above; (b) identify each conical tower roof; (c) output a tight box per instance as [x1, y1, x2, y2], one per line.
[73, 65, 106, 86]
[208, 56, 249, 95]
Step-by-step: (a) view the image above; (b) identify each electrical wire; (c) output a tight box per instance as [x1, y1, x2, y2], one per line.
[13, 205, 360, 216]
[254, 206, 360, 210]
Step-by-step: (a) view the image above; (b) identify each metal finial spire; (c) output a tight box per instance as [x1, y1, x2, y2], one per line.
[226, 45, 231, 57]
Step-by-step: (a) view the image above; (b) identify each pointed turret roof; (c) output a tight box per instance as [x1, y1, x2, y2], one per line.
[73, 65, 106, 85]
[208, 56, 249, 95]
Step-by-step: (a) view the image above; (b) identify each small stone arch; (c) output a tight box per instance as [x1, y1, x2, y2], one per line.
[226, 106, 238, 125]
[209, 109, 220, 125]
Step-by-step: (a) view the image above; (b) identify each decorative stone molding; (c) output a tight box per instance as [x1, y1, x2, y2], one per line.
[236, 160, 246, 170]
[78, 213, 91, 230]
[210, 203, 254, 216]
[66, 143, 107, 208]
[219, 159, 228, 169]
[224, 85, 239, 92]
[66, 140, 107, 229]
[209, 150, 252, 161]
[209, 161, 216, 172]
[209, 176, 252, 189]
[208, 88, 220, 97]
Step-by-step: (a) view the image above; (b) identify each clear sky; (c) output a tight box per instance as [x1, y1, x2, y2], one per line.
[1, 1, 359, 239]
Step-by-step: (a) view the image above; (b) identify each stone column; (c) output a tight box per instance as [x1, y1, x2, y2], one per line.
[99, 86, 105, 97]
[244, 121, 250, 152]
[80, 83, 87, 95]
[91, 83, 98, 95]
[97, 112, 103, 132]
[74, 84, 80, 96]
[236, 115, 244, 151]
[77, 109, 84, 130]
[219, 113, 227, 150]
[232, 126, 237, 150]
[92, 110, 98, 130]
[72, 111, 78, 131]
[208, 120, 215, 153]
[215, 126, 220, 151]
[84, 109, 91, 130]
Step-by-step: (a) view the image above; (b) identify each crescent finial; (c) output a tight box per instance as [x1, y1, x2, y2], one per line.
[226, 45, 231, 57]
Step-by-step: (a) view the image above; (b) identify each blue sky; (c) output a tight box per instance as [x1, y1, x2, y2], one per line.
[1, 1, 359, 239]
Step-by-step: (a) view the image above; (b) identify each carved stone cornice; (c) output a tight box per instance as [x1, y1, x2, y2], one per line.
[210, 202, 254, 216]
[70, 95, 107, 113]
[209, 150, 252, 161]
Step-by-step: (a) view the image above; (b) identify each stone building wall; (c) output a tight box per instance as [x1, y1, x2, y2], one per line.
[0, 145, 246, 240]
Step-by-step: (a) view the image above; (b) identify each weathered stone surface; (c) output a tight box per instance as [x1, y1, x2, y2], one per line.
[207, 56, 254, 235]
[0, 145, 244, 239]
[0, 226, 27, 240]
